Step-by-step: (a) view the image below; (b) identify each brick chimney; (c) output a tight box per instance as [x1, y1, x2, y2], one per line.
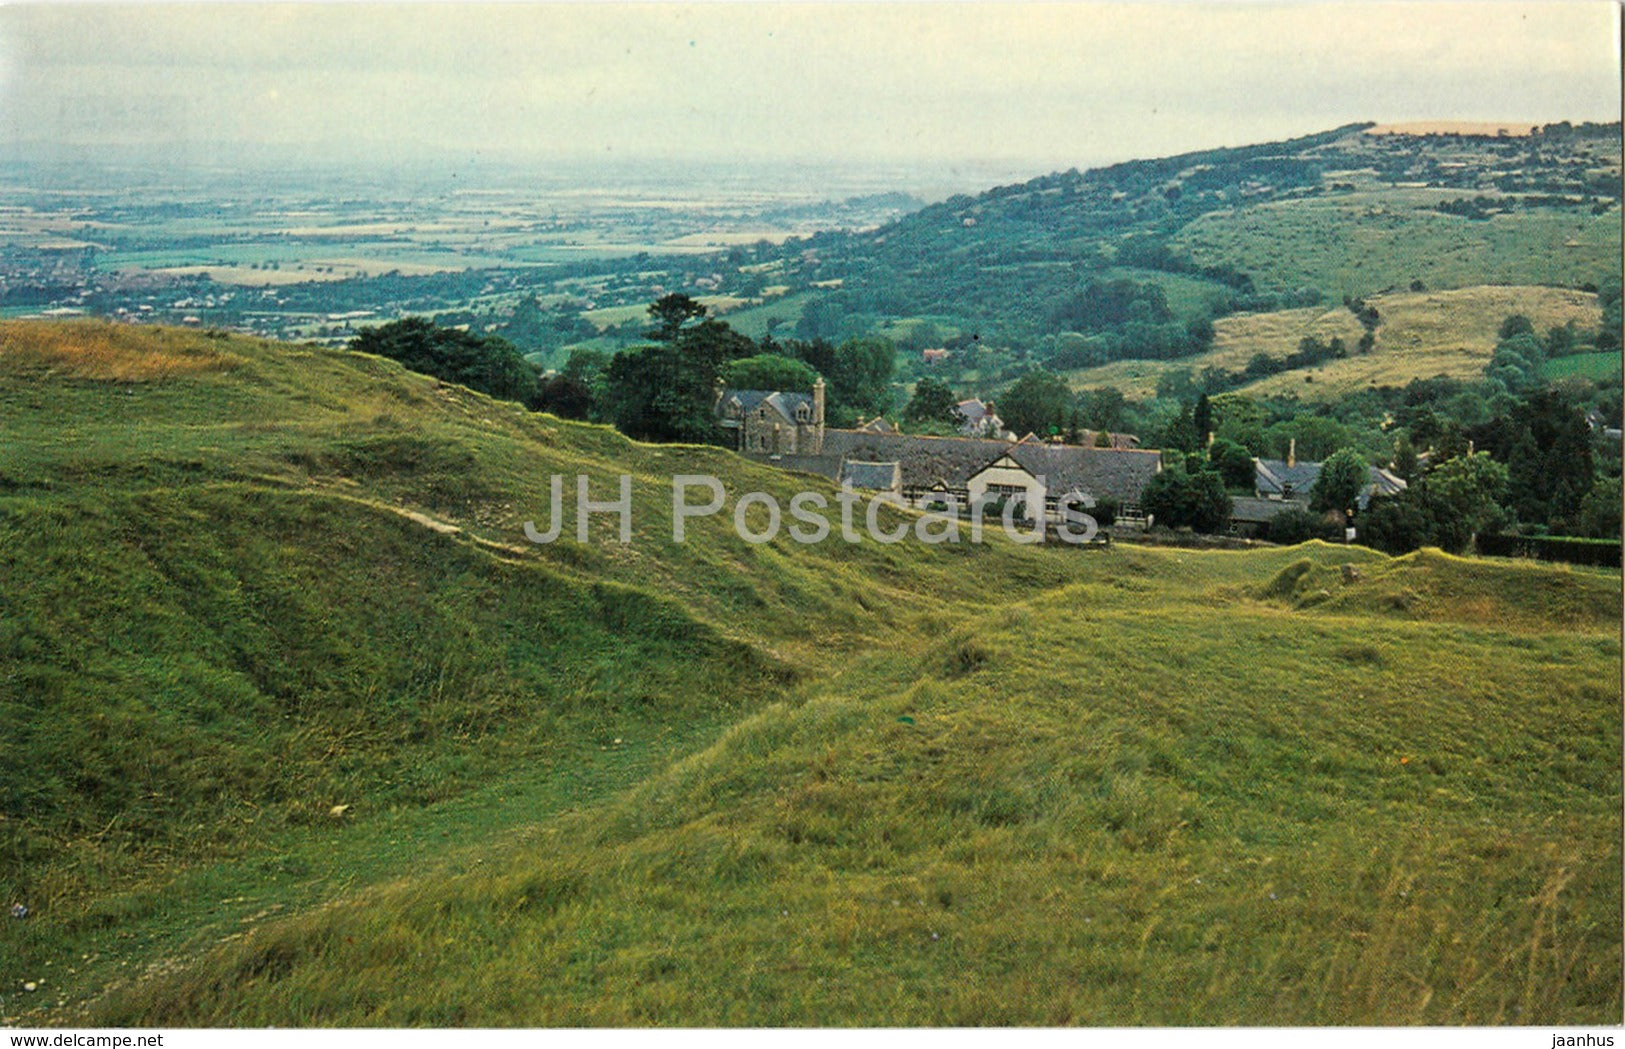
[1288, 437, 1297, 468]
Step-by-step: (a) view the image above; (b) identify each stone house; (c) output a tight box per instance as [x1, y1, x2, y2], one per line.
[716, 379, 826, 455]
[762, 431, 1164, 523]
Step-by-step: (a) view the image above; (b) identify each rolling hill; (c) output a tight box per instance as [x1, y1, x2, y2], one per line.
[1063, 284, 1605, 401]
[0, 322, 1619, 1025]
[759, 121, 1621, 350]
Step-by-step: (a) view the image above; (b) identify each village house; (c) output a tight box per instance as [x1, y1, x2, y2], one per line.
[762, 430, 1164, 524]
[715, 379, 826, 456]
[1230, 439, 1409, 535]
[955, 398, 1006, 438]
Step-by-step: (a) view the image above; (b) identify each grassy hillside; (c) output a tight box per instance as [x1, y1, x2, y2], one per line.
[759, 122, 1620, 348]
[1, 321, 1618, 1026]
[1174, 193, 1621, 299]
[91, 545, 1620, 1026]
[1064, 284, 1602, 401]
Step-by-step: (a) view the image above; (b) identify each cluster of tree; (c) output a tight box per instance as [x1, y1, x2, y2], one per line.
[1486, 311, 1617, 396]
[1148, 331, 1374, 404]
[1343, 296, 1380, 352]
[1049, 278, 1173, 332]
[1599, 276, 1623, 352]
[1431, 196, 1503, 221]
[350, 317, 540, 403]
[351, 295, 900, 448]
[1140, 464, 1232, 533]
[1357, 453, 1514, 554]
[1465, 386, 1606, 535]
[1045, 323, 1212, 371]
[493, 295, 599, 355]
[537, 294, 898, 440]
[901, 376, 963, 432]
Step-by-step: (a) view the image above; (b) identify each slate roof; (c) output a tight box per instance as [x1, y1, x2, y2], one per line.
[957, 398, 992, 423]
[762, 391, 816, 420]
[1254, 459, 1323, 498]
[839, 460, 902, 491]
[1254, 458, 1409, 509]
[955, 398, 1005, 436]
[764, 452, 844, 478]
[1230, 496, 1309, 524]
[817, 431, 1163, 504]
[719, 389, 770, 416]
[719, 388, 815, 423]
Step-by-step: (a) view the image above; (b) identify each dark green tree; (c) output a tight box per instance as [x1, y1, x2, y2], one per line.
[1141, 466, 1231, 533]
[1208, 437, 1256, 489]
[1357, 492, 1435, 554]
[646, 293, 709, 342]
[904, 376, 961, 426]
[350, 317, 537, 403]
[1000, 369, 1074, 437]
[1076, 386, 1128, 433]
[602, 343, 720, 444]
[721, 353, 819, 393]
[601, 305, 757, 443]
[1578, 477, 1623, 539]
[1265, 506, 1337, 545]
[821, 336, 896, 419]
[1158, 401, 1200, 453]
[530, 374, 594, 420]
[500, 294, 547, 352]
[681, 318, 759, 365]
[1498, 314, 1535, 341]
[1390, 431, 1418, 483]
[1469, 386, 1594, 527]
[1424, 451, 1510, 552]
[1193, 393, 1213, 443]
[1311, 449, 1369, 516]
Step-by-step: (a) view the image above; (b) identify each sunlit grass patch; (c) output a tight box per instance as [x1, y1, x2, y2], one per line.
[0, 319, 243, 381]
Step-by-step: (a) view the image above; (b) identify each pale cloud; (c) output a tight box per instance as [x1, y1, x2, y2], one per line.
[0, 2, 1618, 169]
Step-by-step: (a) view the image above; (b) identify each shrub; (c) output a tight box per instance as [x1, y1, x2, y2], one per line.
[1265, 506, 1338, 545]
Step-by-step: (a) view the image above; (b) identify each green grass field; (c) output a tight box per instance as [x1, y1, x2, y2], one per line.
[1543, 351, 1623, 383]
[1174, 195, 1621, 300]
[1065, 284, 1603, 401]
[704, 291, 815, 340]
[0, 321, 1618, 1026]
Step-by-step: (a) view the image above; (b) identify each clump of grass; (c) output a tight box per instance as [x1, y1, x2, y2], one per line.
[1259, 557, 1316, 600]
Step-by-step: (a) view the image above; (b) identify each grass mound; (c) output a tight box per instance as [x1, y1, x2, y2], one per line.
[0, 484, 788, 875]
[90, 545, 1621, 1026]
[1259, 544, 1621, 633]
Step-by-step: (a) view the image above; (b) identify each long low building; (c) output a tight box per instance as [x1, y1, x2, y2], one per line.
[754, 430, 1164, 521]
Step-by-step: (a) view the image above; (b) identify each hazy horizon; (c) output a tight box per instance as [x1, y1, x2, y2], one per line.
[1, 1, 1619, 193]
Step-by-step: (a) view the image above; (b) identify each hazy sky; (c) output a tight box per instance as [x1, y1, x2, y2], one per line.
[0, 2, 1619, 174]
